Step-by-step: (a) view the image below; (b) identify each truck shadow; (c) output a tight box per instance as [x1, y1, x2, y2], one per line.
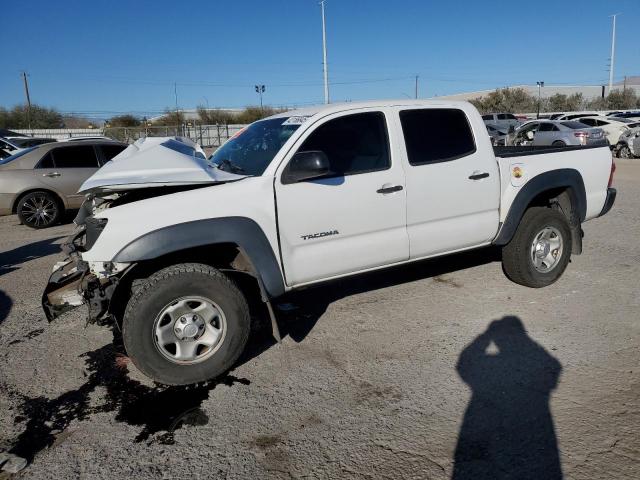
[452, 316, 563, 480]
[241, 246, 501, 360]
[0, 289, 12, 325]
[0, 236, 64, 277]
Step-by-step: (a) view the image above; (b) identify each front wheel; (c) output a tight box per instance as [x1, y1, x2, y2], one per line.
[122, 263, 250, 385]
[502, 207, 572, 288]
[552, 140, 566, 147]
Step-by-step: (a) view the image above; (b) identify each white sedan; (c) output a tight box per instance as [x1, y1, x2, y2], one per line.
[576, 116, 636, 145]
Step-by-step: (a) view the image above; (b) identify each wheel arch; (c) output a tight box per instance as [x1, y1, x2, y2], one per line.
[112, 217, 286, 299]
[494, 169, 586, 249]
[12, 188, 67, 214]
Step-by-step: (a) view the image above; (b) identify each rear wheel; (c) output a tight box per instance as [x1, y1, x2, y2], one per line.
[618, 144, 632, 159]
[502, 207, 572, 288]
[16, 191, 62, 229]
[122, 263, 250, 385]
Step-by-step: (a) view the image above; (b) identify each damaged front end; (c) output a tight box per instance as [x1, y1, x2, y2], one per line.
[42, 210, 129, 325]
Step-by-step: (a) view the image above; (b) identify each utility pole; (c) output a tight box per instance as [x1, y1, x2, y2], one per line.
[536, 81, 544, 119]
[320, 0, 329, 104]
[22, 72, 32, 130]
[174, 82, 179, 112]
[608, 13, 619, 93]
[415, 75, 419, 99]
[255, 85, 266, 109]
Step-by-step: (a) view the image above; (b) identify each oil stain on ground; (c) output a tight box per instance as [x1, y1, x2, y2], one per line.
[6, 340, 250, 464]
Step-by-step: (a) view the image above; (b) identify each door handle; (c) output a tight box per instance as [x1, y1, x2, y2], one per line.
[42, 172, 61, 178]
[468, 172, 489, 180]
[377, 185, 403, 194]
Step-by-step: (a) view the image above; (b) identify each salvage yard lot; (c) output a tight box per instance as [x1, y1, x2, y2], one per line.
[0, 163, 639, 479]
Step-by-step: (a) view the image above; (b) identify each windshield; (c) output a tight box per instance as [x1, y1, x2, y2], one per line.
[209, 117, 303, 175]
[0, 146, 37, 165]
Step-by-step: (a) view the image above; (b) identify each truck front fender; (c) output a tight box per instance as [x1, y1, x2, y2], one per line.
[112, 217, 285, 298]
[493, 168, 586, 246]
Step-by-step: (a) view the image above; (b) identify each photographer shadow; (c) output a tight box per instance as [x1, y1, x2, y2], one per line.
[452, 316, 563, 480]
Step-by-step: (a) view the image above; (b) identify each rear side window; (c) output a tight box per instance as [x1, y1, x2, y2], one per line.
[99, 144, 126, 163]
[561, 121, 588, 129]
[538, 123, 556, 132]
[297, 112, 390, 176]
[51, 145, 99, 168]
[399, 109, 476, 165]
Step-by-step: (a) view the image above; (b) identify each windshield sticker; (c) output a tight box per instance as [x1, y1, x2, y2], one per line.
[282, 116, 309, 126]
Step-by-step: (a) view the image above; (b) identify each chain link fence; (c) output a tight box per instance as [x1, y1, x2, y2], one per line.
[15, 124, 247, 148]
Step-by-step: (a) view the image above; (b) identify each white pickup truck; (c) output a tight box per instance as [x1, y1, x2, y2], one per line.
[42, 100, 616, 385]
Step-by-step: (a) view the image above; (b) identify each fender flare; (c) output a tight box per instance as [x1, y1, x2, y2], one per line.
[112, 217, 285, 298]
[493, 168, 586, 246]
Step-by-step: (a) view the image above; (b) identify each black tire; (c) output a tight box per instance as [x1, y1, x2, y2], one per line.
[16, 191, 63, 229]
[502, 207, 572, 288]
[618, 144, 632, 159]
[552, 140, 566, 147]
[122, 263, 250, 386]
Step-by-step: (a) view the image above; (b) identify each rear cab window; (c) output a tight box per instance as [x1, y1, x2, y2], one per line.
[399, 108, 476, 165]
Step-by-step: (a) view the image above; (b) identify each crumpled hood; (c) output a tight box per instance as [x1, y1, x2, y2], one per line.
[79, 136, 245, 193]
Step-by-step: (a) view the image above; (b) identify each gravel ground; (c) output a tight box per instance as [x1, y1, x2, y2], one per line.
[0, 162, 638, 479]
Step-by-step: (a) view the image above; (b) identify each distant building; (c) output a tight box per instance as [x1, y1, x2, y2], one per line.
[438, 77, 640, 102]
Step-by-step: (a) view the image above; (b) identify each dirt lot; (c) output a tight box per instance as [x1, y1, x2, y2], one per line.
[0, 163, 638, 479]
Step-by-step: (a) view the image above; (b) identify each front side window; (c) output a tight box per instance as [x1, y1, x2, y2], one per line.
[51, 145, 99, 168]
[210, 117, 302, 175]
[296, 112, 390, 176]
[399, 108, 476, 165]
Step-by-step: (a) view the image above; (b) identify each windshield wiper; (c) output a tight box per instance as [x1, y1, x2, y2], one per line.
[216, 159, 246, 174]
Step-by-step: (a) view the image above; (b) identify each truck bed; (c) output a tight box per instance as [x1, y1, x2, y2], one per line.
[494, 144, 610, 158]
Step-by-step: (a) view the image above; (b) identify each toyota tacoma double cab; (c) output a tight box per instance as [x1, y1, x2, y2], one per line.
[42, 101, 617, 385]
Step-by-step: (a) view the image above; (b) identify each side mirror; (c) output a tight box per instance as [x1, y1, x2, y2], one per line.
[282, 150, 331, 184]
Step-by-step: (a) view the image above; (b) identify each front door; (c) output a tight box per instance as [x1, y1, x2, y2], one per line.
[275, 109, 409, 286]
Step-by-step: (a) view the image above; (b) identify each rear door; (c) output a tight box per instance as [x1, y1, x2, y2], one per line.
[395, 106, 501, 258]
[275, 109, 409, 286]
[38, 145, 100, 207]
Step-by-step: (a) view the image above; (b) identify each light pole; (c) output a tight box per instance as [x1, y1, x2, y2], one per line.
[255, 85, 265, 109]
[608, 14, 619, 93]
[320, 0, 329, 104]
[536, 81, 544, 119]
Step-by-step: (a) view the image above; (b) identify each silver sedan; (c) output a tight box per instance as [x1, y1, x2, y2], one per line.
[510, 120, 608, 147]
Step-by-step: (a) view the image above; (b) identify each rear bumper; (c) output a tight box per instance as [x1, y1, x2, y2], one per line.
[598, 188, 617, 218]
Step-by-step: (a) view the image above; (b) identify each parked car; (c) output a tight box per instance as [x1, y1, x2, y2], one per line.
[42, 100, 616, 386]
[486, 124, 508, 146]
[608, 111, 640, 120]
[65, 136, 113, 142]
[555, 112, 600, 121]
[481, 113, 520, 130]
[576, 116, 635, 145]
[614, 124, 640, 158]
[511, 120, 607, 147]
[0, 140, 127, 228]
[0, 138, 22, 157]
[7, 137, 57, 148]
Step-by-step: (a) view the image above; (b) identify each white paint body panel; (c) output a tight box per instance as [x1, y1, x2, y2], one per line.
[78, 100, 614, 292]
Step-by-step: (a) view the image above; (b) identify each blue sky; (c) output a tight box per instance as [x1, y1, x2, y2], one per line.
[2, 0, 639, 119]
